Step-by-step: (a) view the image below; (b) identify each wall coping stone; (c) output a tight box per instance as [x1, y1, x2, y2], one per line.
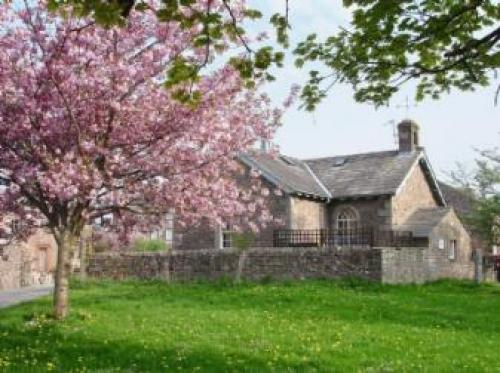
[93, 246, 388, 258]
[93, 246, 425, 259]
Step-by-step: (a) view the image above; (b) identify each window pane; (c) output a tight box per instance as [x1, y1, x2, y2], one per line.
[335, 208, 359, 246]
[449, 240, 457, 260]
[223, 232, 232, 248]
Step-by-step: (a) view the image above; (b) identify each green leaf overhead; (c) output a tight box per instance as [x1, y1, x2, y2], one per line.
[295, 0, 500, 108]
[46, 1, 500, 110]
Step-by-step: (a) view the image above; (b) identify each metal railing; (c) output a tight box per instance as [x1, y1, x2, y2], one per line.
[270, 228, 426, 248]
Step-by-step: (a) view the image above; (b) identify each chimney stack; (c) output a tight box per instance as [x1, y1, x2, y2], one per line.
[398, 119, 420, 152]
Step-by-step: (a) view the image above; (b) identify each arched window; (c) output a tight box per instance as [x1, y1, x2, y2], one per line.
[335, 207, 359, 245]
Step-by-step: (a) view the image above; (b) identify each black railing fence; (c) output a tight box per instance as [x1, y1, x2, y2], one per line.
[266, 228, 426, 248]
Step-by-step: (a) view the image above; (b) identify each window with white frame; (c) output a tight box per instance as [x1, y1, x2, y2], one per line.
[438, 239, 445, 250]
[449, 240, 457, 260]
[221, 222, 233, 249]
[10, 219, 20, 234]
[335, 207, 359, 246]
[94, 214, 113, 228]
[164, 212, 174, 248]
[146, 213, 174, 247]
[0, 171, 8, 188]
[149, 230, 160, 239]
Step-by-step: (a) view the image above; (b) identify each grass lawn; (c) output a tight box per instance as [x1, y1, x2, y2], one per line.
[0, 279, 499, 372]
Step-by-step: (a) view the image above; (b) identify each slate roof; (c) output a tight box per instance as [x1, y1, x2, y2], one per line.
[240, 149, 445, 204]
[438, 182, 474, 217]
[239, 152, 331, 199]
[304, 150, 422, 198]
[397, 207, 453, 237]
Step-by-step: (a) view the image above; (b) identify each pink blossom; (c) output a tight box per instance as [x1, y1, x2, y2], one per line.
[0, 1, 280, 241]
[273, 188, 284, 197]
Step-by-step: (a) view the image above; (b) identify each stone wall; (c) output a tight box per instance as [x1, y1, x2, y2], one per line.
[290, 198, 326, 230]
[88, 245, 475, 284]
[0, 229, 57, 290]
[425, 210, 474, 280]
[392, 163, 439, 226]
[0, 245, 25, 290]
[381, 247, 426, 283]
[484, 255, 499, 282]
[328, 197, 392, 231]
[173, 175, 291, 250]
[173, 218, 217, 251]
[88, 247, 382, 282]
[381, 243, 474, 284]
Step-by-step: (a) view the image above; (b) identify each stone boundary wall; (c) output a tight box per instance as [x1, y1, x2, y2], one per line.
[87, 246, 470, 284]
[381, 247, 426, 283]
[381, 246, 474, 283]
[88, 247, 383, 282]
[482, 255, 498, 283]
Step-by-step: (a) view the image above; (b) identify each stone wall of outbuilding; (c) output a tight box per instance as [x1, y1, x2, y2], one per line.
[425, 210, 474, 280]
[381, 210, 474, 283]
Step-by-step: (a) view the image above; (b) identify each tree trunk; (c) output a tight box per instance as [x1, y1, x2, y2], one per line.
[79, 237, 87, 280]
[235, 250, 248, 284]
[53, 231, 73, 320]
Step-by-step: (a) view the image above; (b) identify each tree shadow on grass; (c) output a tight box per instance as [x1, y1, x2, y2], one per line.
[5, 277, 500, 349]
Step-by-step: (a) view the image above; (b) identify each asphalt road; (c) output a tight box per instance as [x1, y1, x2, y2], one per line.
[0, 285, 53, 309]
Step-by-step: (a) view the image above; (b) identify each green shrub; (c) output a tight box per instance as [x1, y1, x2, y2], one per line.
[132, 238, 169, 252]
[232, 232, 255, 251]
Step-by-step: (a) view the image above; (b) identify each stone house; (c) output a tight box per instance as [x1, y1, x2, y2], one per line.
[173, 120, 473, 280]
[2, 119, 476, 287]
[0, 228, 58, 290]
[438, 181, 490, 251]
[0, 225, 87, 291]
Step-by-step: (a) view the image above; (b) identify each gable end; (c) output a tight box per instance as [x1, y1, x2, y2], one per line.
[395, 152, 446, 206]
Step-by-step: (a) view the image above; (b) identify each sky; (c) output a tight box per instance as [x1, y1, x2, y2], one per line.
[249, 0, 499, 180]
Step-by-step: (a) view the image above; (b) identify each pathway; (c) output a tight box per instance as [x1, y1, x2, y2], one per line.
[0, 285, 53, 309]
